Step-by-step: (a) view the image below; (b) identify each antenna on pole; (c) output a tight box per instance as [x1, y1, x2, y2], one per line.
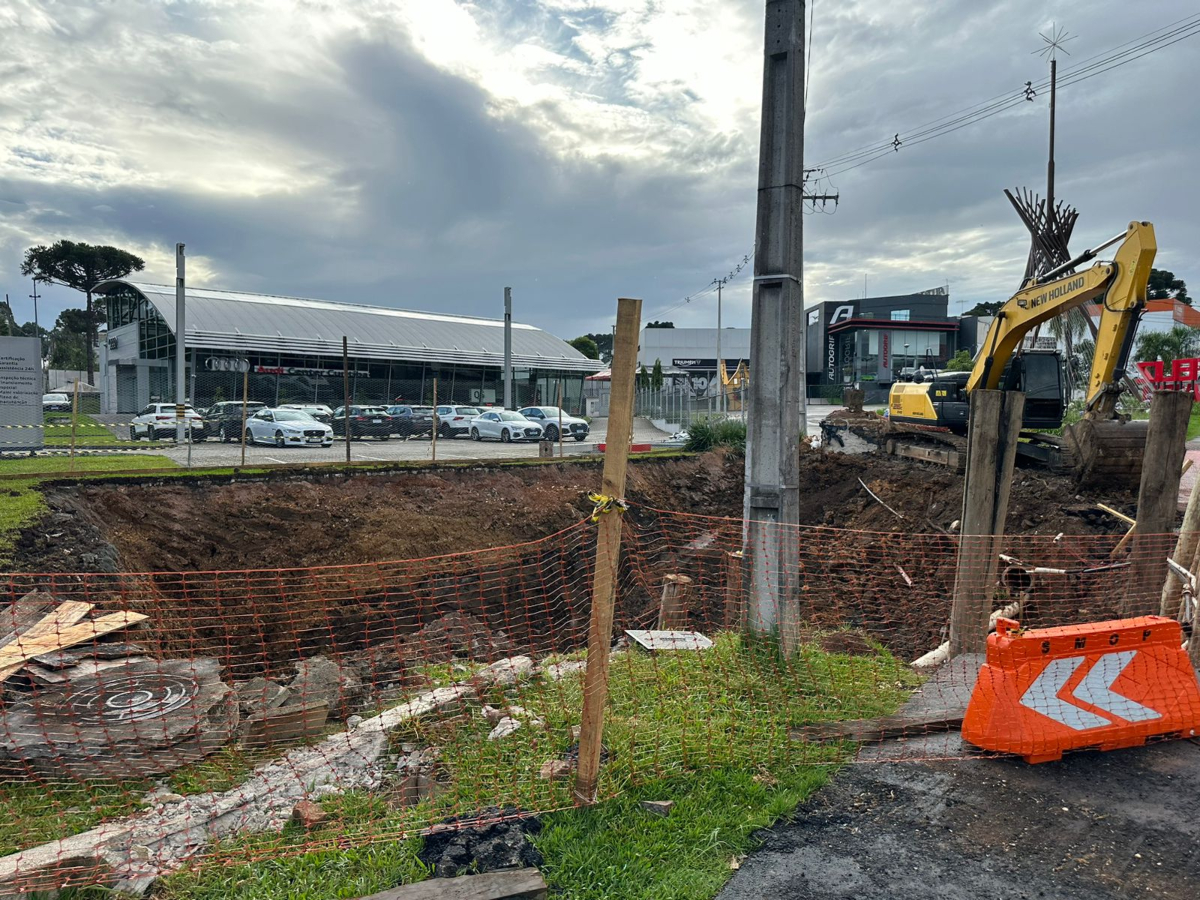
[1033, 24, 1075, 231]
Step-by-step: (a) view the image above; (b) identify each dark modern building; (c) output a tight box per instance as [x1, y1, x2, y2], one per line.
[805, 288, 961, 398]
[94, 282, 603, 414]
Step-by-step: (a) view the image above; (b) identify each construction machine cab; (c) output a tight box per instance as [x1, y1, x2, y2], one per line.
[999, 350, 1067, 430]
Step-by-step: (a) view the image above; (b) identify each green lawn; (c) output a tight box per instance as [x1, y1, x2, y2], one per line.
[147, 634, 917, 900]
[0, 454, 176, 565]
[42, 413, 143, 448]
[1187, 405, 1200, 442]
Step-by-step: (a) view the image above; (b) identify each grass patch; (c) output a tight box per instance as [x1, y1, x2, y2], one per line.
[42, 414, 142, 448]
[153, 633, 917, 900]
[0, 455, 176, 565]
[1188, 405, 1200, 442]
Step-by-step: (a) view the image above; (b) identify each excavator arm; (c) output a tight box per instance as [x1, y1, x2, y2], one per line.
[968, 221, 1156, 415]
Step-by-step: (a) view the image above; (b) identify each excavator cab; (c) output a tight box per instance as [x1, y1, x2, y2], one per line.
[999, 350, 1067, 430]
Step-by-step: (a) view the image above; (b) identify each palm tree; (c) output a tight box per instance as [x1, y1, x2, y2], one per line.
[1135, 326, 1200, 366]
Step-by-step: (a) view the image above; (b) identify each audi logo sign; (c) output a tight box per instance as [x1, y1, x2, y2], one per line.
[205, 356, 250, 373]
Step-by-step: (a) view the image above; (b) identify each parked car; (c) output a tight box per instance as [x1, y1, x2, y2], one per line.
[517, 406, 590, 442]
[433, 405, 481, 438]
[386, 405, 435, 439]
[129, 403, 207, 441]
[203, 400, 267, 442]
[42, 393, 71, 413]
[469, 410, 544, 443]
[244, 408, 333, 448]
[279, 403, 334, 425]
[331, 405, 394, 440]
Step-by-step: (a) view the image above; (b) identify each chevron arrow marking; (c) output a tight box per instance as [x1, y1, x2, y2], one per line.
[1018, 652, 1161, 731]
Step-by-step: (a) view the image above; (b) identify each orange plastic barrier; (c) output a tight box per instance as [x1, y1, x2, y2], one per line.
[962, 616, 1200, 762]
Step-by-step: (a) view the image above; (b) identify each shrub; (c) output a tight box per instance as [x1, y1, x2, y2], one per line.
[684, 417, 746, 454]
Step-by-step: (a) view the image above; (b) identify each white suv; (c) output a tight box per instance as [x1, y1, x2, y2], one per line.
[518, 406, 590, 442]
[130, 403, 207, 441]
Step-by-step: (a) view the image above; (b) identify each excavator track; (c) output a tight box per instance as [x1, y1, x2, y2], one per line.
[878, 418, 1146, 488]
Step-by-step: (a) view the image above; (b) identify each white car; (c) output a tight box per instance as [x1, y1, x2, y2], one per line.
[42, 393, 71, 413]
[244, 408, 333, 448]
[130, 403, 207, 441]
[518, 406, 590, 442]
[279, 403, 335, 425]
[469, 410, 544, 443]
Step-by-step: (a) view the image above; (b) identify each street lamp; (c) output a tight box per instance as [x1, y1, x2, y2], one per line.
[903, 343, 910, 381]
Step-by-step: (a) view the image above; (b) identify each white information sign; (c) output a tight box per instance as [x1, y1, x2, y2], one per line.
[0, 337, 44, 452]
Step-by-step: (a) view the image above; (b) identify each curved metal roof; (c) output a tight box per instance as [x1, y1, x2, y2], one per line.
[94, 281, 603, 373]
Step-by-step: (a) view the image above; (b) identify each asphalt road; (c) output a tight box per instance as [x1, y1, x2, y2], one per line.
[717, 740, 1200, 900]
[66, 416, 673, 467]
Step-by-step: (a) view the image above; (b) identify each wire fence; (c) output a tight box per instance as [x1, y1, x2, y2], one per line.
[0, 508, 1197, 891]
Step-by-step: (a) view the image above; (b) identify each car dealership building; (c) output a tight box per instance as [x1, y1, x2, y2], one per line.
[94, 281, 603, 415]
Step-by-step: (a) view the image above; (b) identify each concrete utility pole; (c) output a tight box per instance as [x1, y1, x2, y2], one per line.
[175, 243, 187, 444]
[744, 0, 805, 650]
[503, 287, 513, 409]
[713, 276, 725, 414]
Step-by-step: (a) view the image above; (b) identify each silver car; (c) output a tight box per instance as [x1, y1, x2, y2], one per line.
[518, 406, 590, 442]
[244, 408, 333, 448]
[469, 410, 544, 443]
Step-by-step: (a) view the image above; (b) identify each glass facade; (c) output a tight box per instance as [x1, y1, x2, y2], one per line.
[837, 327, 954, 386]
[103, 290, 590, 414]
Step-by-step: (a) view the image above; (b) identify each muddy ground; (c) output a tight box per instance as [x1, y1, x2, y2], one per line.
[13, 448, 1136, 576]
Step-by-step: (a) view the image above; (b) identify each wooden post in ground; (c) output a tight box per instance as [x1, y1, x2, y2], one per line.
[1162, 461, 1200, 615]
[948, 390, 1025, 657]
[574, 296, 641, 805]
[1126, 390, 1192, 616]
[723, 550, 745, 631]
[657, 575, 693, 630]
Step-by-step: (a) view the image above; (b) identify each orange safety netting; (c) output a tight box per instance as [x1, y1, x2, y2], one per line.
[0, 509, 1197, 892]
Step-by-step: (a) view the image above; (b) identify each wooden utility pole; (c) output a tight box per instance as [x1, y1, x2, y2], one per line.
[949, 390, 1025, 656]
[1162, 468, 1200, 617]
[743, 0, 806, 651]
[574, 296, 641, 805]
[1127, 390, 1192, 616]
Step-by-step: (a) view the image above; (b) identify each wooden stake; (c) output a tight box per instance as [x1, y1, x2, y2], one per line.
[949, 390, 1025, 656]
[1126, 390, 1192, 617]
[657, 574, 694, 630]
[68, 380, 79, 471]
[723, 550, 745, 631]
[574, 296, 641, 805]
[1163, 459, 1200, 615]
[240, 368, 249, 467]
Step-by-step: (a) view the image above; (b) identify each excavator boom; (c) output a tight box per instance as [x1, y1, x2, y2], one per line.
[969, 221, 1156, 412]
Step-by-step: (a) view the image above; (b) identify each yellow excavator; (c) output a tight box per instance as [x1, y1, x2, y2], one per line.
[887, 220, 1157, 484]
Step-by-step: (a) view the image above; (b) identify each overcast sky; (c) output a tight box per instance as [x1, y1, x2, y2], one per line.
[1, 0, 1196, 341]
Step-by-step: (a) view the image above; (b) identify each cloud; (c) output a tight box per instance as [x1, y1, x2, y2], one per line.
[0, 0, 1196, 340]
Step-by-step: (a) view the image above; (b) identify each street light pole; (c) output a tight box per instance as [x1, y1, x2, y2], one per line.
[713, 276, 726, 415]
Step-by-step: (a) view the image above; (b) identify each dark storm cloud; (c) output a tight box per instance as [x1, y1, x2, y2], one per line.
[1, 0, 1196, 337]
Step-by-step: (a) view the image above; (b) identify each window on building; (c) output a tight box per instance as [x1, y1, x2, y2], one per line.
[890, 310, 911, 321]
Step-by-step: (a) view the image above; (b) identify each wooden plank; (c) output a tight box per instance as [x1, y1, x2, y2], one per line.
[0, 610, 147, 681]
[241, 700, 329, 748]
[354, 869, 547, 900]
[791, 711, 965, 744]
[575, 296, 641, 805]
[0, 592, 59, 652]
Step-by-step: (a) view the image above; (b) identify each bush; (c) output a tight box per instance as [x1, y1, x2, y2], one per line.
[684, 417, 746, 454]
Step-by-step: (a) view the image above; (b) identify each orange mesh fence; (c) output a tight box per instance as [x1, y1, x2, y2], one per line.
[0, 508, 1197, 892]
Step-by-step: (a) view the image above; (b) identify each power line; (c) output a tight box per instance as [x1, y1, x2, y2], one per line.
[809, 14, 1200, 177]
